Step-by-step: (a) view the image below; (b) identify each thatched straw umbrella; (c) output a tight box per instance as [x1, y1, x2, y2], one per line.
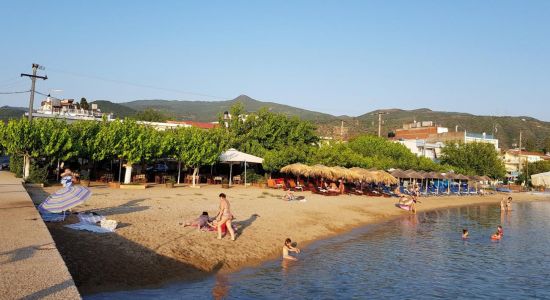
[280, 163, 312, 185]
[306, 164, 336, 181]
[349, 167, 377, 183]
[330, 166, 361, 181]
[280, 163, 311, 176]
[374, 170, 398, 185]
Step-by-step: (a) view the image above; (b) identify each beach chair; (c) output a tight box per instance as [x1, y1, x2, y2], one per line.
[267, 179, 283, 189]
[288, 179, 303, 191]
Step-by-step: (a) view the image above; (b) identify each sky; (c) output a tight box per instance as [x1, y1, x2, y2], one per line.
[1, 1, 549, 120]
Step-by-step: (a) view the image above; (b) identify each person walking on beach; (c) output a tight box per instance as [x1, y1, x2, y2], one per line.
[282, 238, 301, 260]
[215, 193, 236, 241]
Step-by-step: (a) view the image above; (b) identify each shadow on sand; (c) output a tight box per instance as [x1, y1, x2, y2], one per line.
[234, 213, 260, 235]
[47, 223, 224, 295]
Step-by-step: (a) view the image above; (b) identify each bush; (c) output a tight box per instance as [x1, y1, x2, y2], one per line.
[245, 169, 263, 183]
[26, 163, 48, 184]
[10, 155, 23, 178]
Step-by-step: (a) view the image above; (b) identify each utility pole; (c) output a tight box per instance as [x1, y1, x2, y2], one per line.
[21, 63, 47, 122]
[373, 112, 388, 137]
[20, 64, 47, 180]
[340, 120, 344, 140]
[518, 130, 522, 183]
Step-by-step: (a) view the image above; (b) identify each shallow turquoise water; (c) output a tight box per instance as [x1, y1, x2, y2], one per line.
[88, 200, 550, 299]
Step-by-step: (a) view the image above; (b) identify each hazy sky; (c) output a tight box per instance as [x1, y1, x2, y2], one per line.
[1, 1, 549, 120]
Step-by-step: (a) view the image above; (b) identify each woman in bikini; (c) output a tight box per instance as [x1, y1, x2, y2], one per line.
[216, 193, 236, 241]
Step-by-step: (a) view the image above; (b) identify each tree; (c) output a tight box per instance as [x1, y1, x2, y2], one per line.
[221, 104, 319, 158]
[0, 118, 38, 178]
[80, 97, 89, 110]
[263, 145, 312, 173]
[0, 118, 73, 179]
[134, 109, 168, 122]
[440, 142, 506, 178]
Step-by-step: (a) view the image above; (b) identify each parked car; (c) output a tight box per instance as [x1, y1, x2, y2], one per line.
[0, 156, 9, 170]
[146, 163, 169, 173]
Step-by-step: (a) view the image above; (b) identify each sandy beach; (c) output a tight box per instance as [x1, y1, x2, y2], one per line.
[26, 184, 546, 295]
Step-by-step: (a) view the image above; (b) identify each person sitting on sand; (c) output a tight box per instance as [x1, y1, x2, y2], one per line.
[282, 190, 296, 201]
[282, 238, 301, 261]
[328, 182, 339, 192]
[60, 168, 74, 187]
[462, 229, 469, 239]
[183, 212, 212, 230]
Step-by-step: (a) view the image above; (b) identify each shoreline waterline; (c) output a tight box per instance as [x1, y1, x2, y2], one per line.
[25, 184, 549, 295]
[87, 197, 550, 299]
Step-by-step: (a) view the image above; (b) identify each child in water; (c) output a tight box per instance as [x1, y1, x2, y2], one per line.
[282, 238, 301, 261]
[497, 225, 503, 236]
[462, 229, 469, 239]
[491, 231, 502, 240]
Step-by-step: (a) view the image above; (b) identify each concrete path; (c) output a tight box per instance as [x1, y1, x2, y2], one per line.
[0, 171, 81, 300]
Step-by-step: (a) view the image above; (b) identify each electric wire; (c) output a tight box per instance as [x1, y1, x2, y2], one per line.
[47, 67, 229, 100]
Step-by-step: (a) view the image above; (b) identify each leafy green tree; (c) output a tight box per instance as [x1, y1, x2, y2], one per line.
[440, 142, 505, 178]
[0, 118, 37, 178]
[134, 109, 168, 122]
[221, 103, 318, 157]
[518, 160, 550, 184]
[263, 145, 313, 173]
[307, 142, 370, 168]
[80, 97, 89, 110]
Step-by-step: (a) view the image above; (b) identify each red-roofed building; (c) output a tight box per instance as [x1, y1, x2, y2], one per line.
[167, 120, 218, 129]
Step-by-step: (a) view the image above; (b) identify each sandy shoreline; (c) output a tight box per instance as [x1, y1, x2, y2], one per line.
[26, 184, 548, 295]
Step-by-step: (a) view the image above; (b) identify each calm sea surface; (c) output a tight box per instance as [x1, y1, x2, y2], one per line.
[88, 200, 550, 299]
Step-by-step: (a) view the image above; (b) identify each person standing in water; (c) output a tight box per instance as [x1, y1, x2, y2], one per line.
[282, 238, 301, 260]
[215, 193, 236, 241]
[462, 229, 469, 239]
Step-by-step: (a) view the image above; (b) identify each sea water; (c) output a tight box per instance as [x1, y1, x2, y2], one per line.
[88, 200, 550, 299]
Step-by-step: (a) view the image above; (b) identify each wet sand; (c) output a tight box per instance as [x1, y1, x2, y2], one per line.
[26, 184, 546, 295]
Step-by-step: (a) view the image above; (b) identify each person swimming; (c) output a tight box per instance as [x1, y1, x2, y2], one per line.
[462, 229, 469, 239]
[282, 238, 301, 261]
[497, 225, 503, 236]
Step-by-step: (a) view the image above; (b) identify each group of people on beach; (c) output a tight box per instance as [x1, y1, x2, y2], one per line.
[462, 196, 512, 241]
[183, 192, 302, 260]
[183, 193, 236, 241]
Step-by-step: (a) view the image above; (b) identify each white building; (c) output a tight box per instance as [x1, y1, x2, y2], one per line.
[397, 139, 445, 161]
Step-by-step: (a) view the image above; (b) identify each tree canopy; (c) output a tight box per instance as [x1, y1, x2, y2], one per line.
[440, 142, 506, 178]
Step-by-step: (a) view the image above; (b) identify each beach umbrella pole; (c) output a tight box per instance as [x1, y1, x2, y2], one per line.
[244, 161, 247, 187]
[229, 164, 233, 186]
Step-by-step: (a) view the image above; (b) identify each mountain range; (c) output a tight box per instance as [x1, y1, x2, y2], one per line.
[1, 95, 549, 151]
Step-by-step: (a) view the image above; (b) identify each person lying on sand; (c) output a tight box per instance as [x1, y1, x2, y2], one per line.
[282, 190, 296, 201]
[283, 238, 300, 261]
[182, 211, 212, 231]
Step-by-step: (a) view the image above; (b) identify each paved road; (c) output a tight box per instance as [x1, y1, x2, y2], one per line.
[0, 171, 80, 299]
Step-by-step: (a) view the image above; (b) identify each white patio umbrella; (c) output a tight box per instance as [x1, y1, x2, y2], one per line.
[219, 148, 264, 186]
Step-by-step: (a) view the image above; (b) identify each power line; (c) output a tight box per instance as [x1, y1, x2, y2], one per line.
[47, 67, 229, 100]
[0, 90, 30, 94]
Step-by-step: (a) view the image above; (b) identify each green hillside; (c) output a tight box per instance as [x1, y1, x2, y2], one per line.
[0, 106, 26, 122]
[347, 108, 550, 151]
[122, 95, 336, 122]
[90, 100, 138, 118]
[91, 96, 550, 150]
